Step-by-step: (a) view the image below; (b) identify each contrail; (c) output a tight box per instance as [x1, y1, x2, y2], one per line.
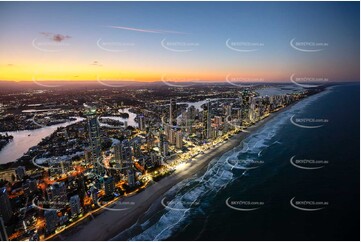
[107, 25, 188, 34]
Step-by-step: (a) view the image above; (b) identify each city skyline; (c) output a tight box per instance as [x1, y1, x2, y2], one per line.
[0, 1, 359, 241]
[0, 1, 360, 82]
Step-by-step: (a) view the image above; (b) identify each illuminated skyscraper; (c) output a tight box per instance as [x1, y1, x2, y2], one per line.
[90, 186, 99, 205]
[162, 141, 169, 157]
[133, 140, 142, 158]
[176, 131, 183, 149]
[44, 210, 58, 234]
[85, 107, 104, 176]
[104, 175, 115, 197]
[164, 125, 170, 139]
[114, 143, 121, 161]
[169, 99, 177, 126]
[159, 133, 165, 155]
[168, 129, 176, 144]
[46, 182, 67, 208]
[127, 169, 136, 188]
[146, 131, 155, 152]
[121, 139, 133, 171]
[69, 195, 81, 217]
[0, 188, 12, 223]
[203, 99, 212, 139]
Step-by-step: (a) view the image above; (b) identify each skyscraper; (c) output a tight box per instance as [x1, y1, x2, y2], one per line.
[176, 131, 183, 149]
[121, 139, 133, 171]
[203, 99, 212, 139]
[44, 210, 58, 234]
[69, 195, 81, 217]
[84, 148, 92, 164]
[168, 129, 176, 145]
[132, 140, 142, 158]
[207, 99, 211, 139]
[46, 182, 67, 208]
[127, 169, 136, 188]
[0, 187, 12, 223]
[138, 115, 145, 131]
[169, 99, 177, 126]
[85, 107, 104, 176]
[150, 151, 159, 166]
[76, 175, 86, 204]
[113, 143, 122, 169]
[90, 186, 99, 205]
[104, 175, 115, 197]
[146, 131, 155, 152]
[162, 141, 169, 157]
[0, 217, 8, 241]
[159, 133, 165, 155]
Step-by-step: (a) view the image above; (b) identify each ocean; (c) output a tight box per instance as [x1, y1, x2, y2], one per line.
[113, 83, 360, 241]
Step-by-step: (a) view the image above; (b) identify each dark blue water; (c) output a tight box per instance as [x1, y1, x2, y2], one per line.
[116, 84, 359, 241]
[169, 84, 360, 241]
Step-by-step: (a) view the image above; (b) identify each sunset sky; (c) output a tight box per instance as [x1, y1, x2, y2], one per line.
[0, 1, 359, 82]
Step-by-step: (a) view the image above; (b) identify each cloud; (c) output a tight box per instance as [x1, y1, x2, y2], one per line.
[40, 32, 71, 42]
[90, 61, 102, 67]
[107, 25, 188, 34]
[52, 34, 71, 42]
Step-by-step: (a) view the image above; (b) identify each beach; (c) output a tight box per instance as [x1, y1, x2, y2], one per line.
[58, 102, 296, 241]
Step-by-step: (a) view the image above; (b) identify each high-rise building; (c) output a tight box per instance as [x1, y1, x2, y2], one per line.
[164, 124, 170, 139]
[176, 131, 183, 149]
[84, 148, 92, 164]
[44, 210, 58, 234]
[15, 166, 26, 180]
[159, 133, 165, 155]
[203, 99, 212, 139]
[46, 182, 67, 208]
[150, 151, 160, 166]
[104, 175, 115, 197]
[85, 107, 104, 176]
[132, 140, 142, 158]
[69, 195, 81, 217]
[127, 169, 136, 188]
[90, 186, 99, 205]
[163, 141, 169, 157]
[146, 131, 155, 152]
[0, 188, 12, 223]
[121, 139, 133, 170]
[162, 140, 169, 157]
[23, 179, 38, 196]
[188, 105, 196, 120]
[236, 108, 242, 119]
[0, 217, 8, 241]
[76, 175, 86, 204]
[206, 99, 211, 139]
[214, 116, 222, 127]
[169, 99, 177, 126]
[225, 104, 232, 116]
[138, 115, 145, 131]
[168, 129, 176, 145]
[113, 143, 122, 168]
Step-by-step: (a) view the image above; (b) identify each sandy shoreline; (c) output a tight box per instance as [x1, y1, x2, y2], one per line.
[58, 102, 296, 241]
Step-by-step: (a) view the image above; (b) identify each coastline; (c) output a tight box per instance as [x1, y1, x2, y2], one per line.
[59, 99, 300, 241]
